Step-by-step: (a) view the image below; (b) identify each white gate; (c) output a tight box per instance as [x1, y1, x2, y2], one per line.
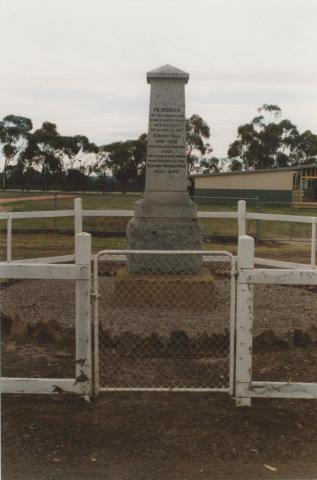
[92, 249, 236, 395]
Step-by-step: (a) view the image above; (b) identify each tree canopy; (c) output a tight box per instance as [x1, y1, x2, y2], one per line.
[0, 116, 101, 190]
[228, 104, 317, 170]
[0, 113, 216, 191]
[0, 115, 33, 189]
[186, 114, 217, 173]
[1, 107, 317, 191]
[100, 133, 147, 191]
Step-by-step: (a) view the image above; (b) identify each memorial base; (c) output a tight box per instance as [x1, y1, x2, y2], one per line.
[112, 267, 216, 310]
[127, 216, 203, 274]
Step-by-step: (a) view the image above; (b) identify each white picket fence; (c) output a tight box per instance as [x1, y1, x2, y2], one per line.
[1, 198, 316, 268]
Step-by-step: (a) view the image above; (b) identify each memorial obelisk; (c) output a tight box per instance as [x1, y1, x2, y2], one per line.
[127, 65, 203, 273]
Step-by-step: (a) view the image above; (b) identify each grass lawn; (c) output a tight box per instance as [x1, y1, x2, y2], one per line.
[0, 230, 312, 265]
[0, 232, 128, 261]
[0, 191, 141, 209]
[0, 191, 57, 199]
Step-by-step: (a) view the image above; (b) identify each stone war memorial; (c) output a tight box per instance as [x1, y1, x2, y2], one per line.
[128, 64, 203, 273]
[114, 65, 215, 308]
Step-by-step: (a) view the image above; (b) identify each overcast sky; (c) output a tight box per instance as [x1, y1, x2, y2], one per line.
[1, 0, 317, 157]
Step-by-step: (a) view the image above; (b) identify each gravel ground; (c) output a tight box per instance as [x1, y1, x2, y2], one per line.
[1, 280, 76, 328]
[1, 272, 317, 337]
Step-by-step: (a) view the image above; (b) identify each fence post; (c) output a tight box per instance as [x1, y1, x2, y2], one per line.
[235, 234, 254, 407]
[74, 197, 83, 235]
[238, 200, 246, 236]
[75, 232, 92, 400]
[311, 218, 316, 267]
[54, 192, 58, 234]
[255, 198, 260, 243]
[7, 213, 12, 262]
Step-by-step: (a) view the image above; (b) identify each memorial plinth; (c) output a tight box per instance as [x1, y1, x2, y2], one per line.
[113, 267, 215, 310]
[127, 65, 203, 274]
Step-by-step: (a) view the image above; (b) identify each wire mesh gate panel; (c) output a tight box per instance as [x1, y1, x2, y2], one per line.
[93, 250, 236, 393]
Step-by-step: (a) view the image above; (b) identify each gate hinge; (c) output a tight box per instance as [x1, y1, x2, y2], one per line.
[91, 292, 100, 299]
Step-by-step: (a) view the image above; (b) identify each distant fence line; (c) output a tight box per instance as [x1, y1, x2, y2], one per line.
[1, 199, 316, 268]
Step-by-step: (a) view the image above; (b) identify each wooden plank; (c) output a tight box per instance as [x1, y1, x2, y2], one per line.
[237, 235, 254, 269]
[0, 263, 88, 280]
[10, 254, 75, 264]
[235, 282, 253, 406]
[83, 209, 133, 217]
[235, 235, 254, 406]
[74, 198, 83, 234]
[246, 212, 314, 223]
[311, 220, 316, 267]
[0, 378, 80, 394]
[238, 381, 317, 399]
[238, 200, 246, 235]
[240, 268, 317, 285]
[7, 210, 74, 219]
[197, 211, 238, 219]
[75, 233, 92, 397]
[254, 257, 313, 270]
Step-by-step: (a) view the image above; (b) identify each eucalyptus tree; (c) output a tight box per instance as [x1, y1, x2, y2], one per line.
[25, 121, 63, 189]
[26, 123, 100, 189]
[0, 115, 33, 189]
[291, 130, 317, 165]
[227, 104, 304, 170]
[100, 133, 147, 191]
[62, 135, 99, 174]
[186, 114, 213, 174]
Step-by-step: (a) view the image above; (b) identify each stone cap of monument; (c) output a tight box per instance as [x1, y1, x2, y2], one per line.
[147, 64, 189, 84]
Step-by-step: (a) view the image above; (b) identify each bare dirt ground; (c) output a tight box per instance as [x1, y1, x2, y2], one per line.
[2, 267, 317, 478]
[3, 391, 317, 480]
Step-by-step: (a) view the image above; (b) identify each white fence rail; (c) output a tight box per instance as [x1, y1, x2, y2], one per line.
[1, 198, 316, 267]
[1, 216, 317, 405]
[0, 233, 92, 399]
[235, 234, 317, 406]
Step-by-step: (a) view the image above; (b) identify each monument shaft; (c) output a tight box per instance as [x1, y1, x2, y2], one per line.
[146, 79, 187, 192]
[127, 65, 203, 273]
